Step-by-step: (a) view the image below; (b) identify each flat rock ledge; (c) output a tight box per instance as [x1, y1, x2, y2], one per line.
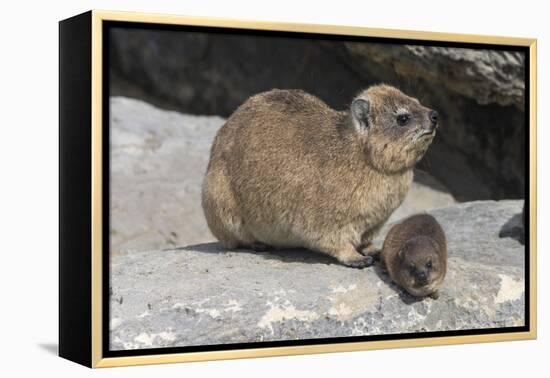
[110, 200, 525, 351]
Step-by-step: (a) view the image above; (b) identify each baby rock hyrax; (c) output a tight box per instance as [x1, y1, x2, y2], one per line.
[381, 214, 447, 298]
[202, 84, 439, 268]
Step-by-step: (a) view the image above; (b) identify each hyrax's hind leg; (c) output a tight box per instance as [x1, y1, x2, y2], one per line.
[320, 243, 374, 269]
[201, 166, 254, 249]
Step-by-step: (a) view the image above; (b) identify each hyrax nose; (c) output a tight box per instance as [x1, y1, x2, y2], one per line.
[429, 110, 439, 129]
[417, 271, 428, 283]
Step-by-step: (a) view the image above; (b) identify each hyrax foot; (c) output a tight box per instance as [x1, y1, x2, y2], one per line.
[326, 244, 375, 269]
[344, 255, 374, 269]
[358, 243, 381, 260]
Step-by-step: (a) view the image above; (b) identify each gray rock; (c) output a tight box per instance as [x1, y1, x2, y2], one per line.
[345, 44, 525, 109]
[388, 170, 455, 224]
[110, 200, 525, 351]
[109, 29, 362, 117]
[110, 97, 224, 252]
[110, 97, 455, 252]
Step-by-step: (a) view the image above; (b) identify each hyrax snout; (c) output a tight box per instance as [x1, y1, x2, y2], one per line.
[201, 85, 438, 268]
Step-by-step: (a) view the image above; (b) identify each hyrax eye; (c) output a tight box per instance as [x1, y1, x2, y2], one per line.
[426, 261, 433, 269]
[396, 114, 410, 126]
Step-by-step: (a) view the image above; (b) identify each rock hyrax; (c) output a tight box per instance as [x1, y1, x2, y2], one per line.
[381, 214, 447, 298]
[202, 85, 439, 268]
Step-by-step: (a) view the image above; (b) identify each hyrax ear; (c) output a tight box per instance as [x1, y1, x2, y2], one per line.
[397, 248, 405, 260]
[351, 98, 370, 130]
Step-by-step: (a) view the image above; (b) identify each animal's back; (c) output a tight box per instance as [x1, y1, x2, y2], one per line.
[215, 89, 342, 165]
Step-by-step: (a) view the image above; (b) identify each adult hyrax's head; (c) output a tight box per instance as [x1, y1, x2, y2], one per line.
[350, 85, 439, 173]
[394, 236, 445, 297]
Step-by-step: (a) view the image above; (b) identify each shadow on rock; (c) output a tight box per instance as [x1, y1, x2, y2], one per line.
[171, 242, 225, 253]
[499, 212, 524, 245]
[371, 262, 425, 305]
[175, 243, 441, 305]
[173, 242, 337, 266]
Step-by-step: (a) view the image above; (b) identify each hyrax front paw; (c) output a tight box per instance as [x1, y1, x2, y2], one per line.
[325, 244, 375, 269]
[358, 243, 381, 260]
[342, 255, 374, 269]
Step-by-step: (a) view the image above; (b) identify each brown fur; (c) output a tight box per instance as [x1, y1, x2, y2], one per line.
[381, 214, 447, 297]
[201, 84, 438, 268]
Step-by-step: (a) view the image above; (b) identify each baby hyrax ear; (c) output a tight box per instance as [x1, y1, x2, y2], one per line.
[397, 248, 405, 261]
[351, 98, 370, 130]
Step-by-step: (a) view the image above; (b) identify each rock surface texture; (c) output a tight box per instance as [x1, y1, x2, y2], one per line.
[110, 97, 455, 252]
[344, 44, 525, 109]
[110, 29, 526, 200]
[110, 200, 525, 351]
[110, 97, 223, 251]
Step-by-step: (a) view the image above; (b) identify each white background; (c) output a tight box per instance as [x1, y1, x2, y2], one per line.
[0, 0, 547, 376]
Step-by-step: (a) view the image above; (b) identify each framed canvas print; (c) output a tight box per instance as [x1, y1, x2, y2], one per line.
[59, 10, 537, 368]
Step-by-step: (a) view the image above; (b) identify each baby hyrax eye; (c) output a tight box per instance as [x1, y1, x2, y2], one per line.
[396, 113, 411, 126]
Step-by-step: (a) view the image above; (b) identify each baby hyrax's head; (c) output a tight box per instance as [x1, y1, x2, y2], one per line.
[350, 85, 439, 173]
[395, 235, 445, 298]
